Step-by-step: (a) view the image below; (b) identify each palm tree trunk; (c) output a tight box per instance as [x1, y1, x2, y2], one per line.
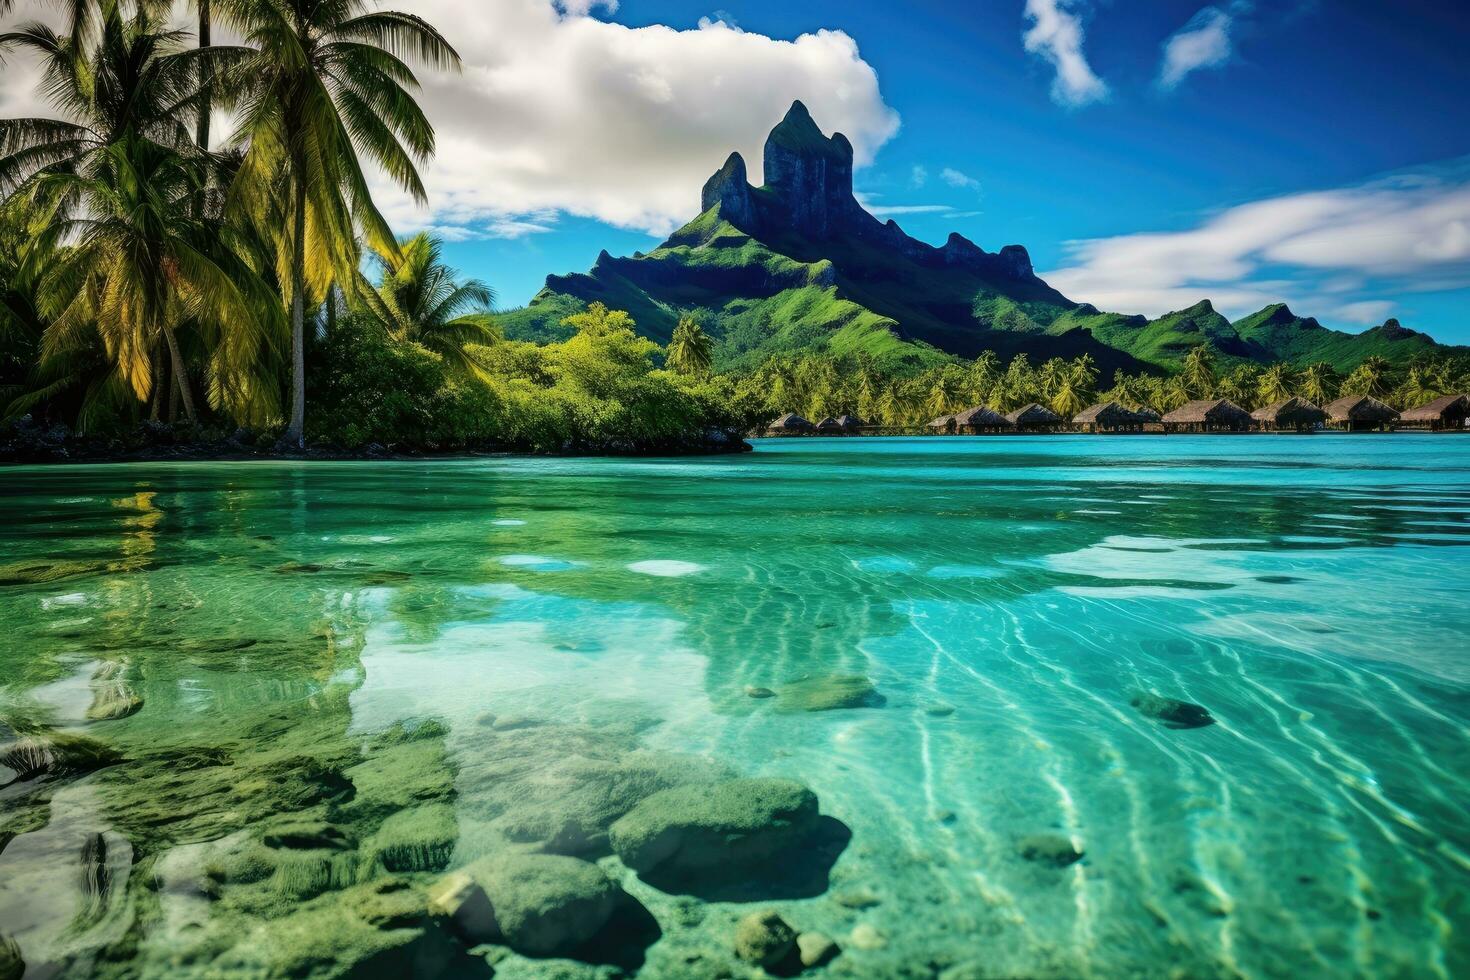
[285, 175, 307, 447]
[150, 343, 164, 421]
[195, 0, 211, 152]
[162, 324, 197, 422]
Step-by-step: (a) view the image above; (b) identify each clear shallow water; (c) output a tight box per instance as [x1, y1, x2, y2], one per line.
[1, 435, 1468, 978]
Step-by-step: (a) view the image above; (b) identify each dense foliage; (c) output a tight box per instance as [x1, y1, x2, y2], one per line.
[722, 344, 1470, 427]
[0, 0, 749, 454]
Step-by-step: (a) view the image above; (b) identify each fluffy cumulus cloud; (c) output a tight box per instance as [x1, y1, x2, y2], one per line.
[360, 1, 899, 239]
[1043, 166, 1470, 324]
[1022, 0, 1108, 107]
[1158, 2, 1251, 90]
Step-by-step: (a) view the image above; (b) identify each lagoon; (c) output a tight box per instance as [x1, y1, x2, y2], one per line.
[1, 435, 1468, 978]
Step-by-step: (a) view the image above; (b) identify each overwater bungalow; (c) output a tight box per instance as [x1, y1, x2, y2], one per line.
[1005, 403, 1066, 432]
[1325, 395, 1399, 432]
[1073, 401, 1145, 433]
[927, 414, 957, 433]
[1131, 406, 1164, 431]
[1399, 394, 1469, 431]
[1251, 397, 1328, 432]
[766, 412, 815, 435]
[815, 416, 844, 434]
[834, 414, 864, 433]
[1162, 399, 1253, 433]
[953, 405, 1012, 434]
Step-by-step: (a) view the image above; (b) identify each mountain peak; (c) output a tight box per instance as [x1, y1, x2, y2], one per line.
[762, 100, 858, 238]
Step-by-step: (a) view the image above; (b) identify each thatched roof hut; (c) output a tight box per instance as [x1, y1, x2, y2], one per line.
[1131, 406, 1162, 424]
[1251, 397, 1328, 431]
[1005, 402, 1065, 430]
[767, 412, 814, 434]
[834, 414, 864, 431]
[1325, 395, 1399, 431]
[815, 416, 843, 433]
[927, 414, 957, 432]
[1073, 401, 1143, 432]
[1162, 399, 1253, 432]
[1400, 394, 1469, 430]
[953, 405, 1012, 432]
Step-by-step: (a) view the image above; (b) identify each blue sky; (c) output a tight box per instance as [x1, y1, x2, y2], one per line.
[408, 0, 1470, 343]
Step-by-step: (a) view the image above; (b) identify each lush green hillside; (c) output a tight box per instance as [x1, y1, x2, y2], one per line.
[502, 101, 1465, 376]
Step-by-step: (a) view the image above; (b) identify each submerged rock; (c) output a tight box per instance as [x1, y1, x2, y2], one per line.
[494, 751, 729, 857]
[849, 922, 888, 951]
[85, 684, 143, 721]
[833, 886, 882, 910]
[430, 852, 622, 957]
[744, 686, 776, 699]
[1018, 833, 1084, 867]
[773, 674, 883, 712]
[0, 558, 107, 586]
[370, 803, 458, 872]
[734, 909, 796, 967]
[609, 777, 820, 879]
[0, 935, 22, 980]
[798, 931, 840, 968]
[1131, 693, 1216, 729]
[0, 732, 123, 783]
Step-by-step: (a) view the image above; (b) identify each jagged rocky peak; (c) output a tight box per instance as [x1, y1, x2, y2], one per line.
[700, 151, 756, 230]
[762, 100, 861, 238]
[1376, 317, 1419, 340]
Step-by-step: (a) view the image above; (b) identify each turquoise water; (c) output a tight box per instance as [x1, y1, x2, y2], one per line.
[1, 435, 1468, 978]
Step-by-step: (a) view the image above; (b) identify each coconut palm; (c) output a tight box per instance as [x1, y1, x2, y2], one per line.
[666, 316, 712, 377]
[371, 231, 498, 378]
[0, 5, 242, 192]
[1257, 363, 1294, 406]
[1, 4, 261, 421]
[1181, 345, 1216, 398]
[226, 0, 460, 446]
[1051, 377, 1085, 419]
[1299, 361, 1337, 405]
[28, 134, 282, 425]
[1342, 354, 1392, 399]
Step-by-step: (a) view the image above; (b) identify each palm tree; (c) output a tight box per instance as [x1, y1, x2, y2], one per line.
[226, 0, 460, 446]
[1342, 354, 1392, 399]
[1182, 345, 1216, 398]
[32, 135, 282, 424]
[1, 3, 258, 419]
[666, 316, 712, 376]
[371, 231, 497, 378]
[1299, 361, 1337, 405]
[1257, 363, 1294, 406]
[1051, 377, 1085, 419]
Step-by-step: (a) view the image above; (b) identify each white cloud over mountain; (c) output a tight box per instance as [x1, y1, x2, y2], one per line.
[1043, 167, 1470, 324]
[366, 1, 899, 239]
[1021, 0, 1108, 107]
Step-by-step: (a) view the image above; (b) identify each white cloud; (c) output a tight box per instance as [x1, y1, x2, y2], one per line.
[868, 204, 955, 217]
[1158, 3, 1249, 90]
[910, 165, 929, 188]
[1022, 0, 1109, 108]
[941, 167, 981, 191]
[1042, 166, 1470, 324]
[0, 0, 897, 239]
[366, 0, 900, 239]
[1334, 300, 1395, 325]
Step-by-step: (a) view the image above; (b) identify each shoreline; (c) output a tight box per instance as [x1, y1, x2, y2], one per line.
[0, 420, 754, 466]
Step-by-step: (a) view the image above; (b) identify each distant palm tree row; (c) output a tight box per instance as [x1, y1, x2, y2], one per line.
[0, 0, 460, 444]
[730, 344, 1470, 428]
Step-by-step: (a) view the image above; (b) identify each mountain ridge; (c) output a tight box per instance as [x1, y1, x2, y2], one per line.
[499, 102, 1463, 373]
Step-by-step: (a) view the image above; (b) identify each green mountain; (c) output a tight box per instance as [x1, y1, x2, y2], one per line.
[500, 102, 1464, 374]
